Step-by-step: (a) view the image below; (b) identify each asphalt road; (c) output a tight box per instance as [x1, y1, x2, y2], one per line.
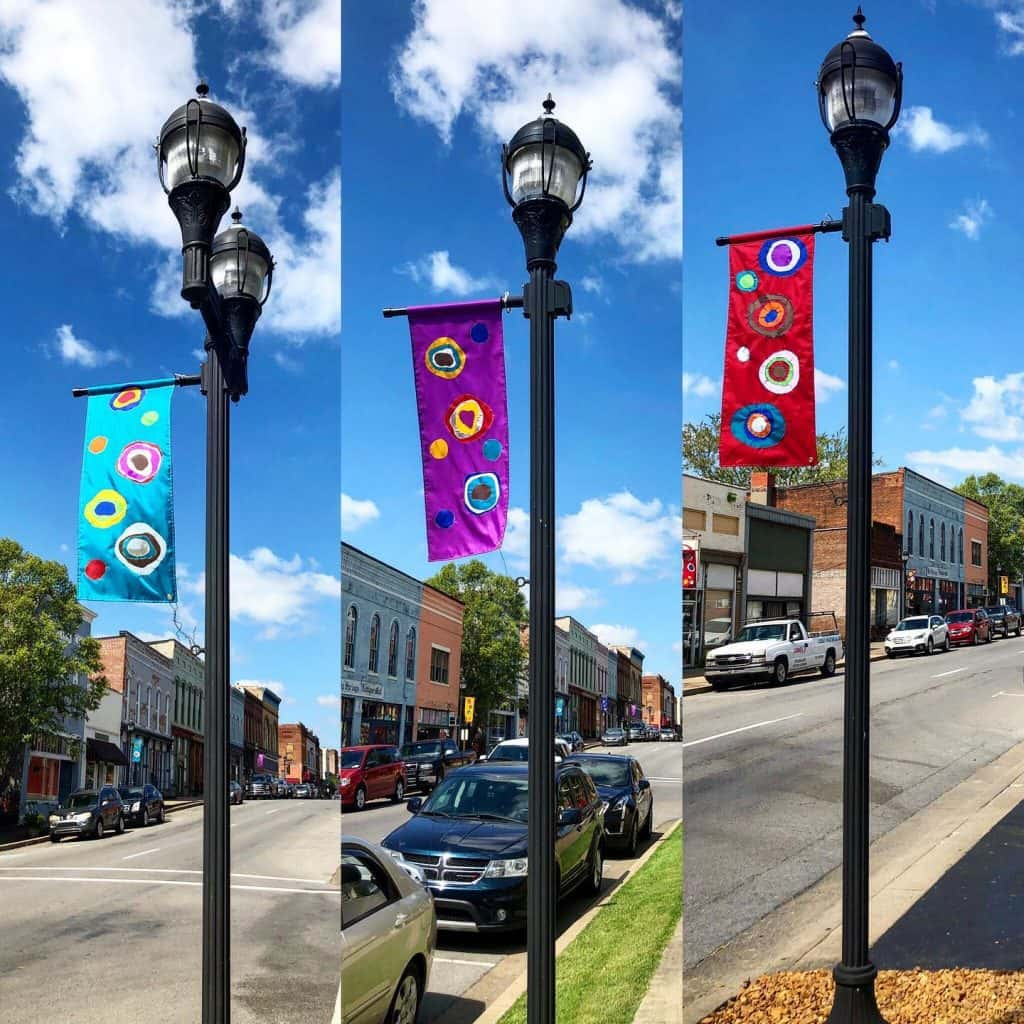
[340, 741, 683, 1023]
[0, 796, 339, 1024]
[683, 634, 1024, 970]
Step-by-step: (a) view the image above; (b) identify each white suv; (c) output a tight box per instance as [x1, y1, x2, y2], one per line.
[884, 615, 949, 657]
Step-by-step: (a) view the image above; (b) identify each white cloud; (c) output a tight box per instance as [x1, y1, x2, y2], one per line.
[391, 0, 681, 262]
[887, 359, 900, 372]
[682, 372, 718, 398]
[53, 324, 123, 367]
[580, 275, 604, 295]
[501, 507, 530, 566]
[401, 250, 496, 297]
[961, 372, 1024, 440]
[897, 106, 989, 154]
[341, 493, 381, 532]
[316, 693, 341, 708]
[235, 679, 290, 704]
[950, 198, 993, 240]
[906, 445, 1024, 482]
[814, 368, 845, 402]
[995, 10, 1024, 55]
[588, 622, 644, 649]
[559, 491, 678, 584]
[557, 582, 601, 613]
[259, 0, 340, 88]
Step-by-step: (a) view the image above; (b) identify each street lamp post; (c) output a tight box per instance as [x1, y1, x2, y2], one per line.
[900, 550, 910, 618]
[817, 11, 902, 1024]
[157, 82, 275, 1024]
[503, 96, 591, 1024]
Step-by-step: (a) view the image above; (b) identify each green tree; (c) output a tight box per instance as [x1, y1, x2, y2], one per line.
[425, 560, 528, 725]
[0, 539, 106, 793]
[954, 474, 1024, 593]
[683, 413, 881, 487]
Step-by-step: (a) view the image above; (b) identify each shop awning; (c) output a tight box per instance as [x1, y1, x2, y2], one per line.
[86, 738, 129, 767]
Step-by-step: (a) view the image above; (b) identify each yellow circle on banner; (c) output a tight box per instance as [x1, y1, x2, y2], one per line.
[429, 438, 449, 459]
[84, 489, 128, 529]
[141, 410, 159, 426]
[88, 436, 108, 454]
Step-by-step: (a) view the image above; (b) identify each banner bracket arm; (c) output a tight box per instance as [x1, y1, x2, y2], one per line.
[715, 218, 844, 247]
[72, 373, 203, 398]
[382, 292, 525, 318]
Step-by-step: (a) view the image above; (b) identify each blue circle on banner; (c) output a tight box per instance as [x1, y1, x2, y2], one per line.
[758, 237, 807, 277]
[435, 510, 455, 528]
[470, 322, 489, 343]
[482, 438, 502, 461]
[729, 403, 787, 449]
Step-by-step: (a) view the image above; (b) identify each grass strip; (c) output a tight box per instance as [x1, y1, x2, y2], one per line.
[497, 825, 682, 1024]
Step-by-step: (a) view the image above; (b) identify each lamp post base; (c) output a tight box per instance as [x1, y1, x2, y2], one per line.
[826, 964, 888, 1024]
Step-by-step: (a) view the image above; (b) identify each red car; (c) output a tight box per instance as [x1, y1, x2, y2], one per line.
[339, 745, 406, 811]
[945, 608, 992, 646]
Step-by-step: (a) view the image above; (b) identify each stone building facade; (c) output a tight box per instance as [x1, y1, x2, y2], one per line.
[150, 639, 204, 797]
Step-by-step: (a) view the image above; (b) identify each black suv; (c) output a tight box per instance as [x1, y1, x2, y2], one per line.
[381, 762, 605, 932]
[49, 787, 125, 842]
[118, 784, 165, 827]
[983, 605, 1022, 639]
[399, 738, 476, 792]
[565, 754, 653, 857]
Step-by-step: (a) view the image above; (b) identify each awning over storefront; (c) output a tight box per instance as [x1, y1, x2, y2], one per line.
[86, 738, 129, 766]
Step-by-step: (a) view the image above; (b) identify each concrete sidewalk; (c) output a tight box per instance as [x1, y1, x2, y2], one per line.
[632, 918, 682, 1023]
[684, 734, 1024, 1022]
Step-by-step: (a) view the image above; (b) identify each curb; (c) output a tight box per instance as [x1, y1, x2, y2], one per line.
[471, 818, 683, 1024]
[684, 651, 888, 698]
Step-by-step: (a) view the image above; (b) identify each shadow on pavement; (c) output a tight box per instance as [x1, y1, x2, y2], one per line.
[421, 993, 488, 1024]
[871, 799, 1024, 970]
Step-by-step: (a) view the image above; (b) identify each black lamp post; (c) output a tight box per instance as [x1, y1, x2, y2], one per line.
[503, 95, 590, 1024]
[900, 550, 910, 617]
[817, 11, 902, 1024]
[157, 82, 274, 1024]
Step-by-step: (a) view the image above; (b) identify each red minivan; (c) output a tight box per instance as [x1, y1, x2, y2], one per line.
[945, 608, 992, 646]
[339, 745, 406, 811]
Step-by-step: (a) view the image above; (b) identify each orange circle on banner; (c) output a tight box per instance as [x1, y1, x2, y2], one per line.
[88, 436, 108, 454]
[429, 438, 449, 459]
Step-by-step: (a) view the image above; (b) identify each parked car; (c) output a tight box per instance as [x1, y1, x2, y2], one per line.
[627, 724, 646, 742]
[945, 608, 992, 646]
[659, 728, 678, 742]
[984, 605, 1022, 639]
[704, 618, 842, 689]
[341, 745, 407, 811]
[883, 615, 950, 657]
[382, 761, 605, 933]
[49, 787, 125, 842]
[229, 780, 244, 805]
[565, 753, 652, 857]
[557, 731, 585, 753]
[482, 736, 571, 762]
[277, 780, 295, 799]
[247, 773, 278, 799]
[600, 727, 627, 747]
[341, 836, 435, 1024]
[117, 784, 165, 827]
[294, 783, 313, 798]
[399, 738, 476, 793]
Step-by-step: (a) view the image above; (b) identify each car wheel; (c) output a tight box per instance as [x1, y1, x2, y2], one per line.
[925, 638, 933, 656]
[158, 805, 165, 824]
[821, 651, 836, 678]
[627, 813, 639, 857]
[50, 835, 60, 843]
[392, 778, 405, 804]
[973, 630, 979, 646]
[944, 635, 951, 652]
[773, 659, 788, 685]
[386, 965, 421, 1024]
[115, 814, 125, 835]
[354, 785, 367, 811]
[641, 802, 654, 840]
[142, 808, 150, 827]
[585, 841, 604, 895]
[94, 818, 105, 840]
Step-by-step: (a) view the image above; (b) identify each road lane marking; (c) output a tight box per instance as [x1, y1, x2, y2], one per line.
[0, 866, 332, 885]
[646, 777, 683, 783]
[122, 847, 160, 861]
[682, 713, 805, 749]
[992, 691, 1024, 697]
[434, 957, 498, 968]
[932, 668, 965, 678]
[0, 876, 339, 895]
[265, 808, 282, 815]
[0, 853, 27, 859]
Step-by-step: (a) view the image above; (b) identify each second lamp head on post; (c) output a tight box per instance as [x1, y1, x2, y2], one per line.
[503, 95, 592, 270]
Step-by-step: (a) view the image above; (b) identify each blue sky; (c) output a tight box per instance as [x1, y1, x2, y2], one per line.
[684, 0, 1024, 488]
[341, 0, 683, 683]
[0, 0, 340, 747]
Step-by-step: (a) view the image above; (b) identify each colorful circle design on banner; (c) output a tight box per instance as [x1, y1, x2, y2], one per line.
[113, 522, 167, 575]
[435, 509, 455, 528]
[482, 438, 502, 461]
[729, 403, 787, 449]
[470, 322, 489, 343]
[429, 438, 449, 459]
[116, 441, 163, 484]
[735, 270, 759, 292]
[464, 472, 501, 514]
[758, 237, 807, 277]
[88, 436, 108, 455]
[446, 394, 494, 442]
[425, 337, 466, 379]
[737, 346, 751, 363]
[141, 410, 159, 426]
[758, 350, 801, 395]
[110, 388, 144, 411]
[84, 559, 107, 582]
[84, 489, 127, 529]
[747, 294, 794, 337]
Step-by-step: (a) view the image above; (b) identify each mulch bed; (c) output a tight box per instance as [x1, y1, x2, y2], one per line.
[700, 969, 1024, 1024]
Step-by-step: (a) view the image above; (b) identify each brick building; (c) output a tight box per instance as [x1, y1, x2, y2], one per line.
[641, 674, 677, 730]
[278, 723, 321, 784]
[415, 583, 465, 741]
[964, 496, 989, 607]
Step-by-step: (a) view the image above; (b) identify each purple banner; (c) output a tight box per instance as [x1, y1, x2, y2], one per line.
[408, 299, 509, 562]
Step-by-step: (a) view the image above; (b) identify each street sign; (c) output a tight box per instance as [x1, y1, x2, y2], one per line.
[131, 737, 143, 764]
[554, 696, 565, 718]
[600, 697, 608, 712]
[464, 696, 475, 723]
[1001, 575, 1009, 596]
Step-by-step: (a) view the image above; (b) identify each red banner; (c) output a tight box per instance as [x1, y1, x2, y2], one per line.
[718, 233, 817, 467]
[683, 543, 697, 589]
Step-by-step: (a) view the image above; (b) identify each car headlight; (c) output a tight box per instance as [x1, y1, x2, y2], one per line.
[48, 814, 59, 824]
[75, 813, 93, 823]
[751, 654, 766, 663]
[131, 802, 141, 812]
[611, 796, 629, 812]
[341, 778, 350, 786]
[484, 857, 528, 878]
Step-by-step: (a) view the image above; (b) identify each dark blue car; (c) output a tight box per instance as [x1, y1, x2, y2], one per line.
[381, 762, 605, 933]
[564, 753, 653, 857]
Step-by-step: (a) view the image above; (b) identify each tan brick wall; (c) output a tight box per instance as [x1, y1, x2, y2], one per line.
[964, 497, 988, 589]
[415, 587, 464, 735]
[94, 635, 127, 693]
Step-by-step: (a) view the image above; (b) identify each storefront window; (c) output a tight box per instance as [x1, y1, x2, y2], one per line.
[703, 588, 733, 657]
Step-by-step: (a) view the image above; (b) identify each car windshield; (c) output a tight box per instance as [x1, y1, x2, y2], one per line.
[422, 774, 529, 823]
[984, 607, 1004, 615]
[118, 788, 143, 799]
[605, 729, 623, 736]
[340, 750, 365, 769]
[895, 618, 929, 631]
[946, 612, 973, 623]
[400, 742, 441, 757]
[66, 792, 97, 808]
[735, 624, 787, 642]
[571, 760, 630, 787]
[487, 743, 528, 762]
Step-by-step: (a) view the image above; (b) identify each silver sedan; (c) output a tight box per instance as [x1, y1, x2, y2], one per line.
[341, 836, 436, 1024]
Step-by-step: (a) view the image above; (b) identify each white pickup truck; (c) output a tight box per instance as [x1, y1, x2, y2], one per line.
[704, 618, 843, 690]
